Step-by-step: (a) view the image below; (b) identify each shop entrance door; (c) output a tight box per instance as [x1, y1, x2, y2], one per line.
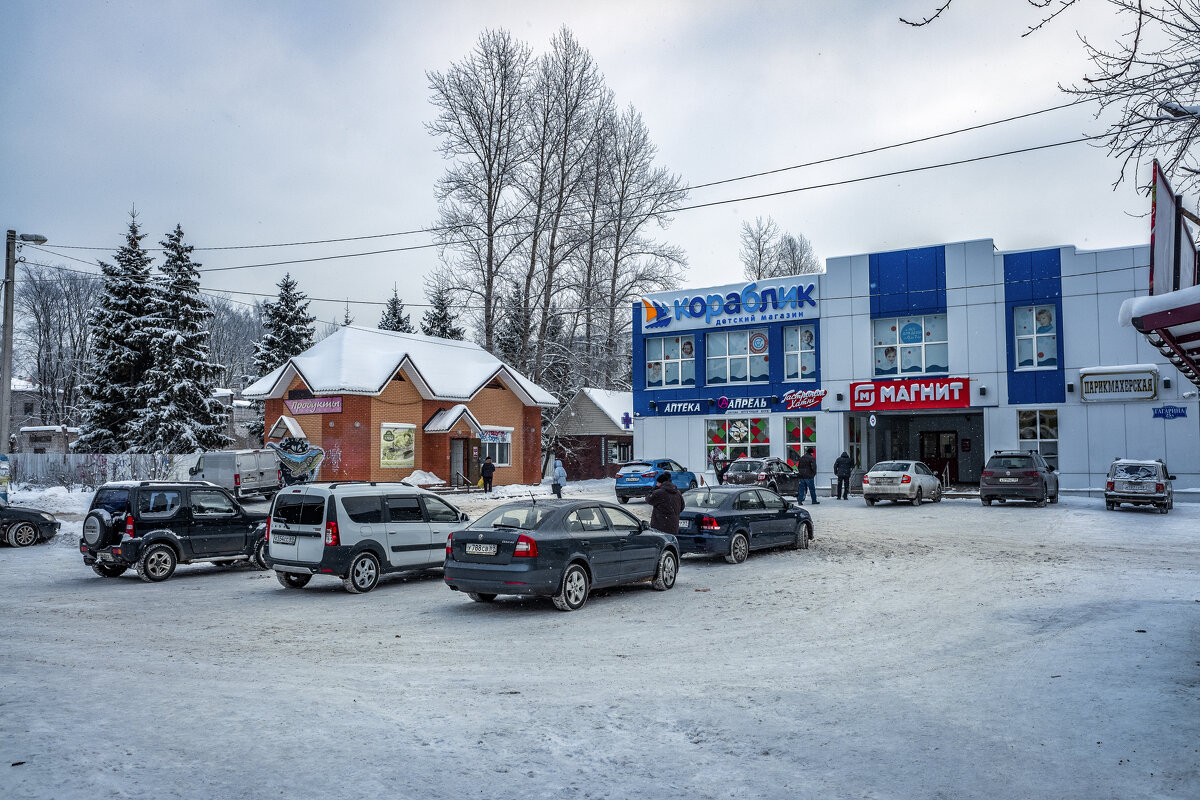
[920, 431, 958, 484]
[450, 439, 465, 486]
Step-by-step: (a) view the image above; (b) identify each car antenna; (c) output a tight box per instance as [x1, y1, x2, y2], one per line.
[528, 489, 536, 505]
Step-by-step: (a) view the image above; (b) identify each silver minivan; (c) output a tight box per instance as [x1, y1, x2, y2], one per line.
[266, 482, 468, 593]
[185, 450, 282, 499]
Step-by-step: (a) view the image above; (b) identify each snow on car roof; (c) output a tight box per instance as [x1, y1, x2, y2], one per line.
[242, 326, 557, 407]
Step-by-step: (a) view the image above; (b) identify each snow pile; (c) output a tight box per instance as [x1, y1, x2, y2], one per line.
[405, 470, 445, 486]
[7, 486, 93, 516]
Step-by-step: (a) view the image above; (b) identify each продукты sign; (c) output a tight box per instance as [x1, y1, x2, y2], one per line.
[284, 396, 343, 415]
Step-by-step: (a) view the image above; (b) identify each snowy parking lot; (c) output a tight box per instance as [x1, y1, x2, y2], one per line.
[2, 484, 1198, 799]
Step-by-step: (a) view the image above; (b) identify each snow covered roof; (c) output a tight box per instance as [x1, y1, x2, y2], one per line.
[424, 404, 483, 435]
[268, 415, 306, 438]
[580, 388, 632, 429]
[18, 425, 78, 433]
[1077, 364, 1160, 375]
[11, 378, 37, 392]
[1119, 284, 1200, 389]
[242, 326, 558, 407]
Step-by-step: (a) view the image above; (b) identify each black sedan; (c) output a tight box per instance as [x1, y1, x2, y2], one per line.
[443, 499, 679, 611]
[1, 504, 61, 547]
[676, 486, 812, 564]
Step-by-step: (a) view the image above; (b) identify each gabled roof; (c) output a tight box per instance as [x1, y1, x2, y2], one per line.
[580, 388, 632, 429]
[242, 326, 558, 407]
[424, 404, 483, 435]
[268, 415, 306, 439]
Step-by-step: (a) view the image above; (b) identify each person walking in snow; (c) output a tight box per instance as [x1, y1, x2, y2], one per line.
[795, 449, 819, 504]
[551, 458, 567, 498]
[833, 451, 853, 500]
[646, 472, 685, 535]
[481, 456, 495, 493]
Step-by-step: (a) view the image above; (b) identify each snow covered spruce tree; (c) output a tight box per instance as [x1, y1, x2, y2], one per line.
[378, 287, 415, 332]
[248, 273, 315, 442]
[76, 213, 159, 453]
[129, 225, 229, 453]
[420, 285, 465, 340]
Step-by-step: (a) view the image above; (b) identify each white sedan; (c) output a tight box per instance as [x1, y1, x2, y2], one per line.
[862, 460, 943, 506]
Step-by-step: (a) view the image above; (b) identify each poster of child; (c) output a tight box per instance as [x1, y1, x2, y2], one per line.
[876, 346, 898, 374]
[1036, 307, 1054, 333]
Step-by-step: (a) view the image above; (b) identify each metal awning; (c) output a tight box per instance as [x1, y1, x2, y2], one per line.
[1127, 294, 1200, 390]
[268, 414, 307, 439]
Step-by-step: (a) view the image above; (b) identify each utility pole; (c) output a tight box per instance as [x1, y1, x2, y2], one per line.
[2, 230, 47, 453]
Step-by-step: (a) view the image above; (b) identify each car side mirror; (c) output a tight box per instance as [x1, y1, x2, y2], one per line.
[460, 511, 470, 522]
[639, 520, 650, 531]
[188, 466, 199, 476]
[1168, 475, 1176, 481]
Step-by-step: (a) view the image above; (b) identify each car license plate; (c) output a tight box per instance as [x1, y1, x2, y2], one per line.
[624, 476, 638, 482]
[678, 519, 690, 529]
[465, 543, 497, 556]
[99, 552, 114, 562]
[998, 478, 1018, 483]
[273, 534, 296, 545]
[1118, 481, 1149, 493]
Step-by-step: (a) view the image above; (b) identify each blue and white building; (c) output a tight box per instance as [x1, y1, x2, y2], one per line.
[632, 238, 1199, 495]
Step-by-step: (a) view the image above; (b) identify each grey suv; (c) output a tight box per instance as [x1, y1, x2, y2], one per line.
[1105, 459, 1174, 513]
[80, 481, 269, 582]
[980, 450, 1059, 507]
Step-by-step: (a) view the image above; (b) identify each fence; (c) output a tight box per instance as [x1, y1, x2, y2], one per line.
[6, 453, 190, 490]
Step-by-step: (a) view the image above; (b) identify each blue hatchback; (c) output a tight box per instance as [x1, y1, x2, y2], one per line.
[615, 458, 697, 504]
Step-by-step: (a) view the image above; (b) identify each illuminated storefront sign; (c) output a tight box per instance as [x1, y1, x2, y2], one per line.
[640, 277, 819, 332]
[849, 377, 969, 411]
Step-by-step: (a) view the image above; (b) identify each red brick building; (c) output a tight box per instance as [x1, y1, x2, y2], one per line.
[551, 388, 634, 481]
[242, 327, 557, 487]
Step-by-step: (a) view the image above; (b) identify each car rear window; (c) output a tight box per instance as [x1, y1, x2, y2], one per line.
[272, 493, 325, 525]
[987, 456, 1034, 470]
[92, 488, 130, 514]
[470, 505, 554, 530]
[727, 461, 761, 473]
[617, 463, 652, 475]
[1112, 463, 1158, 480]
[870, 461, 911, 472]
[683, 489, 726, 509]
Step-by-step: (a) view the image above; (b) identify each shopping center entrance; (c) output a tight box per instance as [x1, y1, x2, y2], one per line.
[848, 410, 986, 487]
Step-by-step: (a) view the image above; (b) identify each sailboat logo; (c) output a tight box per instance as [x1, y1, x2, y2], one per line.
[641, 298, 671, 329]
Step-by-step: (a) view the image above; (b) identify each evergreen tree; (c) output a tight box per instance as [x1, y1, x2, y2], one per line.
[378, 287, 414, 332]
[341, 301, 354, 326]
[493, 285, 532, 371]
[76, 212, 158, 453]
[248, 273, 316, 442]
[130, 225, 230, 452]
[420, 286, 465, 340]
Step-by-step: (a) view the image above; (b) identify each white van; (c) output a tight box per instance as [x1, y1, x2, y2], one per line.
[266, 481, 468, 593]
[187, 450, 282, 499]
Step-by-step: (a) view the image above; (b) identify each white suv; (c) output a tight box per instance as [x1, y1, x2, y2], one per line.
[265, 481, 467, 593]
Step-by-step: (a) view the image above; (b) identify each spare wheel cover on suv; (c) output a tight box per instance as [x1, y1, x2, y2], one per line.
[83, 509, 117, 548]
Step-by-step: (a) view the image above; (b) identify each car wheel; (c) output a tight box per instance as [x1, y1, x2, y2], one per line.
[91, 563, 127, 578]
[136, 543, 178, 583]
[794, 520, 812, 550]
[689, 480, 698, 489]
[6, 522, 39, 547]
[1036, 488, 1048, 508]
[82, 509, 115, 549]
[932, 485, 943, 503]
[468, 592, 497, 603]
[343, 552, 381, 594]
[725, 532, 749, 564]
[1050, 491, 1059, 504]
[276, 571, 311, 589]
[1168, 496, 1174, 511]
[865, 496, 876, 506]
[253, 537, 270, 570]
[911, 488, 923, 506]
[552, 563, 590, 611]
[982, 498, 992, 506]
[652, 549, 678, 591]
[617, 496, 629, 505]
[1105, 501, 1115, 511]
[1159, 503, 1169, 515]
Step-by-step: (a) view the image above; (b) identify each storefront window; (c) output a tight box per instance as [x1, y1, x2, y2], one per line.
[645, 334, 695, 388]
[481, 428, 511, 466]
[1014, 305, 1058, 369]
[706, 329, 769, 385]
[873, 315, 948, 376]
[783, 324, 816, 381]
[1018, 409, 1058, 470]
[784, 416, 817, 467]
[706, 417, 769, 463]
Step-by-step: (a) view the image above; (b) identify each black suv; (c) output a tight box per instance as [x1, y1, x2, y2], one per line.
[979, 450, 1060, 507]
[80, 481, 269, 582]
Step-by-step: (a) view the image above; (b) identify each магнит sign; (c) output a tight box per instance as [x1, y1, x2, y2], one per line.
[850, 378, 969, 411]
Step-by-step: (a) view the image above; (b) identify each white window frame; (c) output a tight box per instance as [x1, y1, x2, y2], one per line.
[706, 328, 769, 386]
[782, 324, 817, 382]
[644, 334, 695, 389]
[872, 314, 949, 377]
[481, 427, 512, 467]
[1014, 304, 1059, 371]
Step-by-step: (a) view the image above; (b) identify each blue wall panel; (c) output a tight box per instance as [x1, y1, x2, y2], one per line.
[1004, 249, 1065, 405]
[870, 246, 947, 319]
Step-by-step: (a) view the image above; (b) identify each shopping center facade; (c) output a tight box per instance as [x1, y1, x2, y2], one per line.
[631, 238, 1199, 494]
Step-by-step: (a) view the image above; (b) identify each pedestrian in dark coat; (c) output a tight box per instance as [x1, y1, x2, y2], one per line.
[833, 451, 853, 500]
[481, 456, 496, 493]
[646, 473, 685, 535]
[795, 450, 819, 504]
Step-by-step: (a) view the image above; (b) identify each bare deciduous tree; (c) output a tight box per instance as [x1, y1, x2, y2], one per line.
[206, 295, 262, 390]
[740, 217, 821, 279]
[16, 264, 97, 425]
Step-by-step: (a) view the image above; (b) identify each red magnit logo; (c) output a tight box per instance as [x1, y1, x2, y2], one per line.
[853, 384, 876, 406]
[781, 389, 827, 410]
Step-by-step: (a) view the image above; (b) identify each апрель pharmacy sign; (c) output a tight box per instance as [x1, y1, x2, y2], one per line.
[1079, 369, 1158, 402]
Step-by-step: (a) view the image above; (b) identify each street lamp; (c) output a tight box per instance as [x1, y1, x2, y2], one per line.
[2, 230, 48, 453]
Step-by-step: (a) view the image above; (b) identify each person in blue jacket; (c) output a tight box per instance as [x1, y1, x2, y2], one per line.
[552, 459, 567, 498]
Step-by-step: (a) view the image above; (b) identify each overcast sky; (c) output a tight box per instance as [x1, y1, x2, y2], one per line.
[1, 1, 1162, 326]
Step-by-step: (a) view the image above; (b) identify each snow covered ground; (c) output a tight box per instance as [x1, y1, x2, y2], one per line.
[2, 482, 1198, 799]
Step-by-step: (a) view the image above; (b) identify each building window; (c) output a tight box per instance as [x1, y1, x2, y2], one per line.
[784, 416, 817, 467]
[706, 328, 769, 386]
[22, 402, 34, 416]
[783, 324, 816, 381]
[645, 334, 695, 388]
[873, 315, 948, 376]
[481, 428, 511, 466]
[1018, 409, 1058, 470]
[706, 417, 769, 463]
[608, 438, 633, 464]
[1014, 305, 1058, 369]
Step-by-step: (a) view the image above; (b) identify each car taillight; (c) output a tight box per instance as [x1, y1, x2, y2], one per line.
[901, 475, 911, 484]
[125, 514, 135, 537]
[1106, 480, 1114, 491]
[265, 517, 271, 541]
[982, 470, 994, 477]
[642, 471, 657, 479]
[1023, 471, 1039, 477]
[1156, 483, 1164, 493]
[324, 521, 339, 546]
[757, 473, 767, 480]
[513, 534, 538, 557]
[446, 533, 453, 556]
[277, 468, 282, 484]
[234, 473, 241, 487]
[862, 475, 870, 484]
[699, 516, 721, 532]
